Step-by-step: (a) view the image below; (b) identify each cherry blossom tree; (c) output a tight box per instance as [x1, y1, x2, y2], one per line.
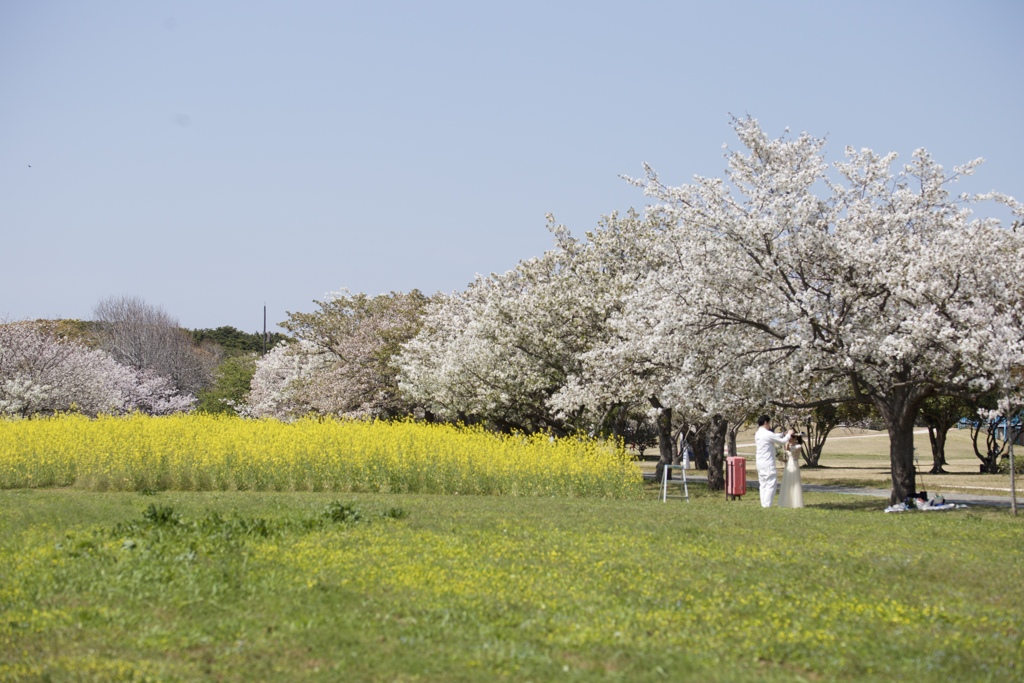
[93, 296, 218, 396]
[397, 118, 1022, 503]
[105, 362, 196, 415]
[398, 213, 653, 435]
[0, 321, 193, 416]
[250, 290, 430, 420]
[397, 265, 585, 433]
[617, 117, 1024, 502]
[244, 340, 330, 419]
[548, 206, 778, 486]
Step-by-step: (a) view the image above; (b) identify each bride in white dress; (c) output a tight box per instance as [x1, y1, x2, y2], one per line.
[778, 434, 804, 508]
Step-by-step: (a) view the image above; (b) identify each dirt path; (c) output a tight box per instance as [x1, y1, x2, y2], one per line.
[734, 429, 929, 449]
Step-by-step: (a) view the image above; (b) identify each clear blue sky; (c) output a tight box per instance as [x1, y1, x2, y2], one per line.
[2, 0, 1021, 332]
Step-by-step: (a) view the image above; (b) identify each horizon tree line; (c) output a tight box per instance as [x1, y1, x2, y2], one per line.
[3, 118, 1022, 502]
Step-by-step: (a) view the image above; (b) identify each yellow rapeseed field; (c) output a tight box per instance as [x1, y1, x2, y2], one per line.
[0, 414, 642, 498]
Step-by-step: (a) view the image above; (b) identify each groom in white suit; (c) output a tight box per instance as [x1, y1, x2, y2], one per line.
[754, 415, 792, 508]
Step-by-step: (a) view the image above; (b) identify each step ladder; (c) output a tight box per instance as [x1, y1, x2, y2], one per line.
[660, 463, 690, 502]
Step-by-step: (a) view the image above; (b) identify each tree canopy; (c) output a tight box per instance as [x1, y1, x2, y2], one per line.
[191, 326, 288, 355]
[244, 290, 431, 420]
[396, 117, 1024, 501]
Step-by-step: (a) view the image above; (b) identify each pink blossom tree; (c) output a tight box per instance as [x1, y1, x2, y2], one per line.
[246, 290, 430, 420]
[0, 321, 194, 416]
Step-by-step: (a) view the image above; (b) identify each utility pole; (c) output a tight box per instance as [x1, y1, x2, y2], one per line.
[263, 305, 267, 356]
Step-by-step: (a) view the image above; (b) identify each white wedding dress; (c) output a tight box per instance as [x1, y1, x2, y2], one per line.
[778, 443, 804, 508]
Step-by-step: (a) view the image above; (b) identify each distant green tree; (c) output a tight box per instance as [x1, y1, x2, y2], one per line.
[195, 354, 258, 415]
[968, 392, 1022, 474]
[191, 326, 288, 356]
[919, 394, 975, 474]
[781, 401, 871, 467]
[620, 414, 658, 457]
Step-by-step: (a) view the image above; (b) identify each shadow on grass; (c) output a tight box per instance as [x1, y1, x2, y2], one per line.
[642, 481, 722, 501]
[806, 499, 886, 512]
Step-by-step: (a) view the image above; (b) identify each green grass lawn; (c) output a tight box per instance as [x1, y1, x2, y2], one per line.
[2, 487, 1021, 682]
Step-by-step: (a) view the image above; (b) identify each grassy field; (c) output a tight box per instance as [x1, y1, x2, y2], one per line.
[2, 487, 1021, 682]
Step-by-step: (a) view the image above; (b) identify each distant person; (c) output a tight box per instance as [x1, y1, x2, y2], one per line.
[754, 415, 792, 508]
[778, 433, 805, 508]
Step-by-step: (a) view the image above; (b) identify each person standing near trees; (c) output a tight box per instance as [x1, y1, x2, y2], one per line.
[778, 433, 805, 508]
[754, 415, 792, 508]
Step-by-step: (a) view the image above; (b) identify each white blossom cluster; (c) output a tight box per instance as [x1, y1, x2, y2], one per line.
[611, 118, 1024, 422]
[0, 322, 195, 417]
[243, 340, 330, 420]
[396, 212, 656, 434]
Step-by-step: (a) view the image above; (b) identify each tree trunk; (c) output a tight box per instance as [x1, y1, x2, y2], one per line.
[970, 419, 1003, 473]
[875, 389, 923, 504]
[887, 418, 917, 503]
[672, 425, 687, 466]
[803, 415, 831, 467]
[693, 429, 709, 471]
[920, 396, 971, 474]
[926, 423, 948, 474]
[807, 443, 823, 468]
[650, 398, 674, 483]
[707, 415, 727, 491]
[658, 405, 674, 462]
[801, 405, 836, 468]
[606, 404, 628, 439]
[726, 424, 739, 459]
